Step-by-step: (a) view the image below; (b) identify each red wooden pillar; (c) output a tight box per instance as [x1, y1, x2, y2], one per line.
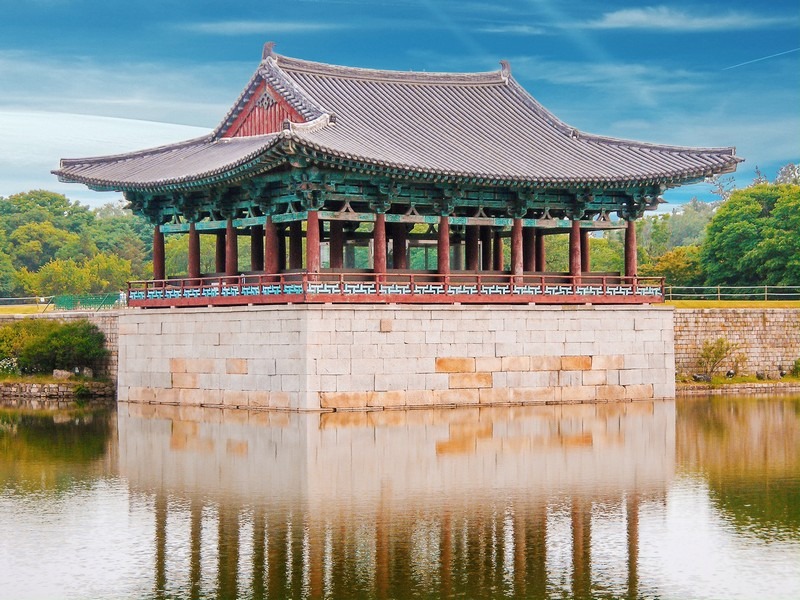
[465, 225, 480, 271]
[625, 219, 637, 278]
[250, 225, 264, 272]
[329, 220, 344, 269]
[523, 226, 535, 272]
[437, 215, 450, 275]
[373, 213, 387, 275]
[225, 218, 238, 277]
[277, 226, 287, 271]
[264, 216, 279, 276]
[493, 229, 504, 271]
[153, 224, 165, 281]
[215, 231, 226, 273]
[391, 223, 408, 269]
[535, 230, 546, 271]
[289, 221, 302, 269]
[480, 226, 492, 271]
[580, 229, 590, 273]
[306, 210, 320, 274]
[569, 220, 581, 278]
[188, 222, 200, 280]
[511, 218, 523, 277]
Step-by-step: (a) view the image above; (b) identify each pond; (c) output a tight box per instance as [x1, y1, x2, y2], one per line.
[1, 396, 799, 599]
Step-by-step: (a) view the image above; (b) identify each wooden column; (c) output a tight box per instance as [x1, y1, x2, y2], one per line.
[189, 500, 202, 600]
[329, 221, 344, 269]
[511, 218, 523, 277]
[373, 213, 387, 275]
[522, 226, 535, 272]
[251, 224, 264, 272]
[569, 220, 581, 278]
[580, 229, 591, 273]
[289, 221, 302, 269]
[392, 223, 408, 269]
[465, 225, 480, 271]
[188, 222, 200, 280]
[480, 226, 492, 271]
[225, 218, 238, 277]
[438, 215, 450, 275]
[153, 225, 165, 281]
[492, 229, 504, 271]
[625, 219, 637, 278]
[154, 491, 167, 596]
[215, 231, 226, 273]
[535, 230, 546, 271]
[264, 216, 279, 275]
[306, 211, 320, 274]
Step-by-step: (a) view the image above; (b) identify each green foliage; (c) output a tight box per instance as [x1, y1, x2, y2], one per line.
[697, 337, 739, 378]
[703, 184, 800, 286]
[791, 359, 800, 378]
[0, 319, 109, 375]
[640, 245, 705, 286]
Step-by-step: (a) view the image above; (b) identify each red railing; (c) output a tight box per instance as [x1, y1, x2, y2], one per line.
[127, 271, 664, 307]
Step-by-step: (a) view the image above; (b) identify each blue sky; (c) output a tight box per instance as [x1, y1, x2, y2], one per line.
[0, 0, 798, 206]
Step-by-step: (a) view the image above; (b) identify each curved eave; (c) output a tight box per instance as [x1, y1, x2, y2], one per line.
[52, 135, 285, 193]
[288, 134, 743, 190]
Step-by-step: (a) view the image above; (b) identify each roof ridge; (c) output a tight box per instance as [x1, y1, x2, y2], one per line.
[274, 53, 506, 85]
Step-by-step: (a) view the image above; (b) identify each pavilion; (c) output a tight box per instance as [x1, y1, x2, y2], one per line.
[54, 43, 741, 307]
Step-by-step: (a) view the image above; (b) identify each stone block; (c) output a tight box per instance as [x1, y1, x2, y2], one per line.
[435, 357, 475, 373]
[172, 372, 198, 389]
[185, 358, 218, 374]
[375, 373, 409, 392]
[435, 388, 479, 405]
[529, 356, 562, 371]
[561, 355, 592, 371]
[478, 387, 514, 404]
[561, 385, 597, 402]
[582, 370, 607, 386]
[476, 357, 502, 372]
[320, 391, 370, 409]
[501, 356, 531, 371]
[404, 389, 437, 407]
[624, 384, 654, 400]
[512, 387, 555, 403]
[559, 370, 583, 386]
[595, 385, 627, 401]
[222, 390, 249, 407]
[368, 390, 406, 408]
[619, 370, 645, 385]
[226, 358, 248, 375]
[449, 372, 493, 389]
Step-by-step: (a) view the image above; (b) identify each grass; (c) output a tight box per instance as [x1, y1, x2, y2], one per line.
[667, 300, 800, 309]
[677, 374, 800, 386]
[0, 304, 53, 314]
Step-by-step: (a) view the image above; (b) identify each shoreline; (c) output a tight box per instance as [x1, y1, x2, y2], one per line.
[676, 381, 800, 396]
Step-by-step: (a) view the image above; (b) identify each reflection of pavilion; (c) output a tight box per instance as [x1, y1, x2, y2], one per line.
[119, 401, 675, 599]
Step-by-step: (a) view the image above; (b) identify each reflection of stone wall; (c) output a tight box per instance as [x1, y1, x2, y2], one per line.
[118, 305, 675, 410]
[118, 401, 675, 502]
[674, 309, 800, 377]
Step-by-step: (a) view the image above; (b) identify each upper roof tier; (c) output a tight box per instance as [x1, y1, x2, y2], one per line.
[54, 44, 742, 192]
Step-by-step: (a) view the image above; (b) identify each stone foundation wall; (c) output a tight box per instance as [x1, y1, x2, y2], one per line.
[119, 305, 675, 411]
[0, 311, 119, 379]
[674, 309, 800, 377]
[0, 381, 115, 410]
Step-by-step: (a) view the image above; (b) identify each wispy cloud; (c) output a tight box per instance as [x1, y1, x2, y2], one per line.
[176, 20, 348, 35]
[582, 6, 789, 32]
[478, 24, 547, 35]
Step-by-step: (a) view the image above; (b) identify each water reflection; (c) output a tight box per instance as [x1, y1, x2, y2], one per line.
[2, 399, 799, 599]
[116, 402, 673, 600]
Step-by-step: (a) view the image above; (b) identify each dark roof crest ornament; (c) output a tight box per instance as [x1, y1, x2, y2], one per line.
[262, 42, 276, 61]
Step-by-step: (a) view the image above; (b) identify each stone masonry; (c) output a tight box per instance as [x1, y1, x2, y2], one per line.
[674, 309, 800, 377]
[118, 305, 675, 411]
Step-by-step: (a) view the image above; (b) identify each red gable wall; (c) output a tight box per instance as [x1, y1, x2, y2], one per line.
[222, 81, 305, 138]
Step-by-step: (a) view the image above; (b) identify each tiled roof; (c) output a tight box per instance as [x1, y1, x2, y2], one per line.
[54, 47, 741, 191]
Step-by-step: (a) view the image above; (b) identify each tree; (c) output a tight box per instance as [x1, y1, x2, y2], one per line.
[15, 259, 92, 296]
[640, 245, 705, 286]
[775, 163, 800, 185]
[85, 253, 134, 293]
[702, 184, 800, 286]
[8, 222, 81, 271]
[0, 190, 94, 237]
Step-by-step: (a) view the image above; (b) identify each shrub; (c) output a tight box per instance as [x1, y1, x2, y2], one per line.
[697, 337, 738, 378]
[791, 358, 800, 378]
[0, 318, 109, 376]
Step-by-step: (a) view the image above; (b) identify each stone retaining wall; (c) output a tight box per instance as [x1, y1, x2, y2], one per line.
[0, 311, 119, 379]
[674, 309, 800, 377]
[0, 381, 115, 410]
[118, 305, 675, 411]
